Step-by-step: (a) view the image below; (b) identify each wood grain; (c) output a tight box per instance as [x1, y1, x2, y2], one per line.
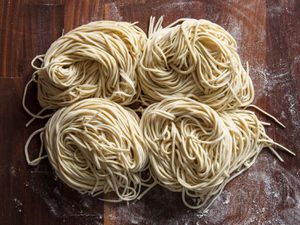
[0, 0, 299, 225]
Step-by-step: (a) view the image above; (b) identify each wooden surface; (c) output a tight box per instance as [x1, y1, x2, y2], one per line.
[1, 0, 300, 224]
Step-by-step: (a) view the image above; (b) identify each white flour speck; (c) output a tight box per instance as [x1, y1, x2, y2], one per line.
[106, 2, 123, 20]
[13, 198, 23, 213]
[222, 191, 231, 205]
[10, 166, 17, 177]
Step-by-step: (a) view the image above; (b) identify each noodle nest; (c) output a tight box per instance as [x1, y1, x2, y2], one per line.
[139, 18, 254, 110]
[140, 97, 291, 208]
[44, 98, 148, 201]
[33, 21, 147, 109]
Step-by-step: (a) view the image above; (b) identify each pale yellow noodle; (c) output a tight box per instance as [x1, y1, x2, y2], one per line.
[140, 97, 293, 209]
[140, 97, 232, 208]
[25, 98, 152, 201]
[23, 21, 147, 118]
[22, 18, 294, 210]
[138, 18, 254, 110]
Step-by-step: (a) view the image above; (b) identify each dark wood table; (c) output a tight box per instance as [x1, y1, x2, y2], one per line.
[1, 0, 299, 224]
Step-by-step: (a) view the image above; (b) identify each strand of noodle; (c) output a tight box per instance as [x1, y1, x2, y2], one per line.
[247, 104, 286, 128]
[24, 127, 47, 166]
[22, 77, 53, 122]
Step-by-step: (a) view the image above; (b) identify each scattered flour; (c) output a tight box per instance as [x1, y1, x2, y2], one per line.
[82, 198, 93, 208]
[27, 171, 106, 225]
[10, 166, 17, 177]
[267, 2, 294, 17]
[99, 154, 299, 225]
[245, 155, 300, 224]
[226, 17, 244, 44]
[250, 66, 291, 99]
[13, 198, 23, 213]
[153, 1, 202, 19]
[281, 111, 287, 119]
[53, 186, 62, 197]
[285, 94, 300, 129]
[223, 191, 231, 205]
[105, 2, 123, 20]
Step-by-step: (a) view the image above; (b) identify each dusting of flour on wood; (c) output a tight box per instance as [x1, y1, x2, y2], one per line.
[105, 2, 123, 21]
[13, 198, 23, 213]
[26, 166, 104, 224]
[99, 155, 300, 225]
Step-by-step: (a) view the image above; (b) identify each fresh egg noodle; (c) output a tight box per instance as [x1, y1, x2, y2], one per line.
[138, 18, 254, 111]
[23, 20, 147, 121]
[23, 18, 294, 209]
[140, 97, 294, 209]
[25, 98, 152, 201]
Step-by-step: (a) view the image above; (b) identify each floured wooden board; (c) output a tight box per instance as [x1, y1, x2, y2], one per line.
[0, 0, 299, 224]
